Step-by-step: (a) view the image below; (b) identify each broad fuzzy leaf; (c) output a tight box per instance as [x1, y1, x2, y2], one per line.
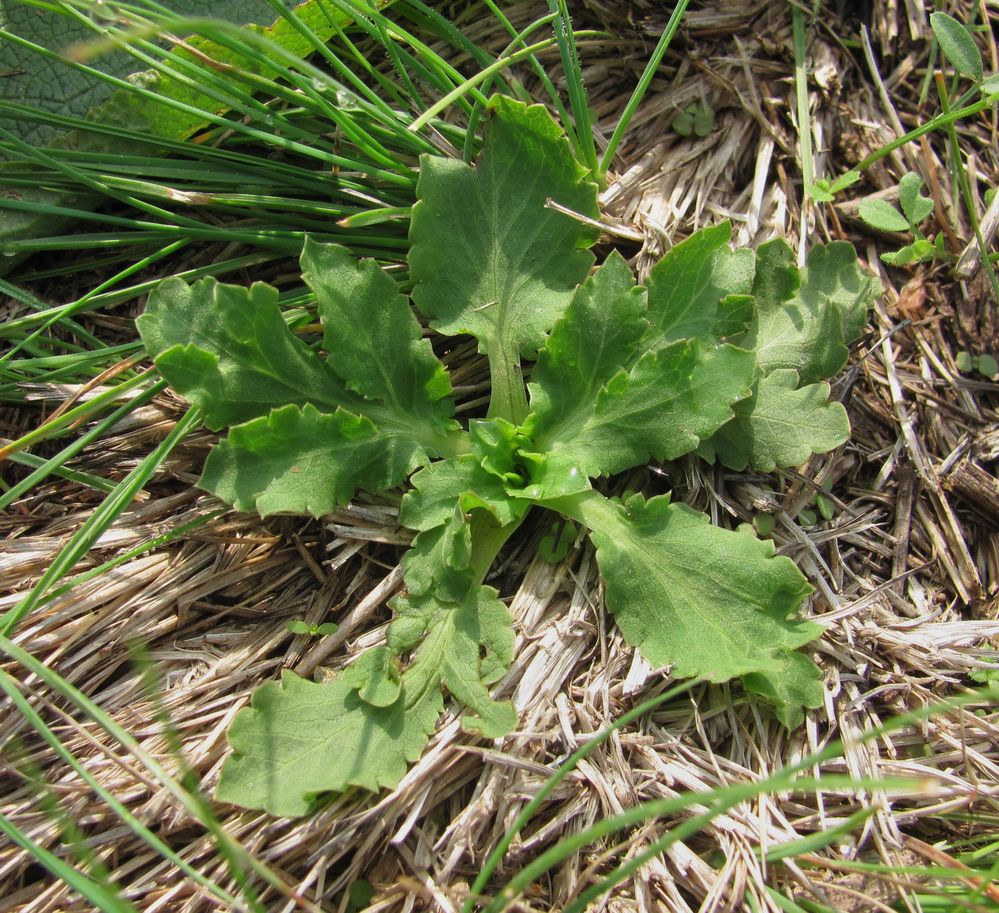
[402, 507, 475, 604]
[738, 240, 873, 385]
[140, 245, 461, 516]
[341, 647, 401, 708]
[643, 221, 755, 345]
[559, 491, 822, 727]
[301, 239, 454, 431]
[409, 96, 599, 360]
[201, 403, 423, 517]
[138, 278, 348, 429]
[216, 669, 442, 817]
[699, 370, 850, 471]
[533, 339, 755, 477]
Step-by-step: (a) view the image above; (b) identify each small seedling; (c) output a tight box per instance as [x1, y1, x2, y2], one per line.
[285, 620, 339, 637]
[859, 172, 947, 266]
[138, 97, 878, 816]
[956, 351, 998, 377]
[806, 170, 860, 203]
[345, 879, 375, 912]
[752, 513, 776, 537]
[670, 100, 715, 137]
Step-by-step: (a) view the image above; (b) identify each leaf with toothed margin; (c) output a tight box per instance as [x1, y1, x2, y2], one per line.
[215, 669, 442, 817]
[643, 221, 755, 346]
[737, 240, 876, 385]
[561, 490, 822, 728]
[526, 252, 647, 440]
[389, 583, 515, 739]
[409, 95, 599, 361]
[139, 241, 460, 517]
[138, 277, 349, 430]
[400, 457, 530, 532]
[698, 370, 851, 471]
[301, 239, 456, 435]
[531, 339, 756, 478]
[199, 403, 423, 518]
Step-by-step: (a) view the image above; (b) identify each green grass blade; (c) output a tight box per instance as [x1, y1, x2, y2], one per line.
[599, 0, 689, 178]
[546, 0, 597, 173]
[0, 813, 140, 913]
[0, 403, 199, 635]
[0, 671, 248, 911]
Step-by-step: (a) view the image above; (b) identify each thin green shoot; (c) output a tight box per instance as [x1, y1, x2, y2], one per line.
[0, 813, 140, 913]
[599, 0, 689, 179]
[0, 383, 162, 509]
[791, 3, 813, 263]
[2, 240, 186, 366]
[546, 0, 597, 173]
[31, 509, 224, 612]
[0, 633, 319, 912]
[0, 403, 198, 636]
[464, 680, 700, 910]
[935, 72, 999, 306]
[461, 12, 561, 164]
[408, 32, 606, 133]
[3, 450, 117, 494]
[0, 371, 156, 462]
[0, 672, 247, 911]
[477, 685, 997, 911]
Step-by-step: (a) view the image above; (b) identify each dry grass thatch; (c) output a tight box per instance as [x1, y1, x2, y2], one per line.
[2, 1, 998, 911]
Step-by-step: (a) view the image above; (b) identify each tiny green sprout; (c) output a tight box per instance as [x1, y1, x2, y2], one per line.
[752, 513, 776, 537]
[955, 351, 998, 376]
[671, 101, 715, 137]
[859, 173, 945, 267]
[976, 353, 998, 377]
[286, 619, 339, 636]
[346, 879, 375, 912]
[970, 667, 999, 687]
[814, 479, 835, 522]
[797, 508, 818, 528]
[806, 170, 860, 203]
[539, 519, 576, 564]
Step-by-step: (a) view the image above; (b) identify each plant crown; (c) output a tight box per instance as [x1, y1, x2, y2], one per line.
[138, 97, 878, 817]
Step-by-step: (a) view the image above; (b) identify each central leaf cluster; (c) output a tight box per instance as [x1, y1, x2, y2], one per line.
[138, 96, 877, 817]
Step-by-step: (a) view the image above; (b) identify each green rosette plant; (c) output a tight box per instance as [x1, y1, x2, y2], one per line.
[138, 96, 878, 816]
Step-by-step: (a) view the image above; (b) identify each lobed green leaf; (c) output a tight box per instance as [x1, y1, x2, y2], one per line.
[556, 490, 823, 727]
[698, 370, 850, 471]
[400, 457, 528, 531]
[527, 252, 647, 438]
[138, 277, 348, 430]
[643, 221, 755, 345]
[409, 96, 599, 361]
[858, 198, 910, 234]
[533, 339, 755, 478]
[392, 584, 516, 738]
[200, 403, 423, 517]
[738, 239, 873, 385]
[301, 239, 455, 433]
[216, 669, 442, 817]
[897, 173, 934, 226]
